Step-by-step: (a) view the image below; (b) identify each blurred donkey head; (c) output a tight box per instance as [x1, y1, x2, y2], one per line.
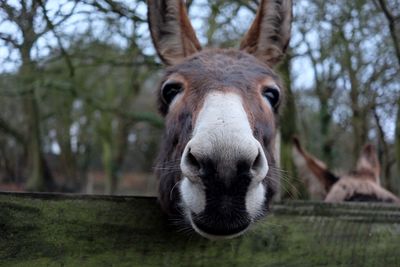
[293, 137, 400, 204]
[148, 0, 292, 239]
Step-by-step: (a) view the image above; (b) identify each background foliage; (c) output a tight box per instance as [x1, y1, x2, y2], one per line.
[0, 0, 399, 198]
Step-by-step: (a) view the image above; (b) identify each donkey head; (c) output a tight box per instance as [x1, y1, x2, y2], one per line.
[148, 0, 292, 239]
[293, 138, 400, 203]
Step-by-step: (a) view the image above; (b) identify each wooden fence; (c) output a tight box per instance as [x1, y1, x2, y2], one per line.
[1, 192, 399, 266]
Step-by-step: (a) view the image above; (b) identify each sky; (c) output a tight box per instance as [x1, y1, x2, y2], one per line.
[0, 0, 315, 86]
[0, 0, 397, 141]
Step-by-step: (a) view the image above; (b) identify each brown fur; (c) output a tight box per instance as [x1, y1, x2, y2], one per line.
[292, 137, 339, 192]
[148, 0, 292, 215]
[155, 49, 282, 214]
[293, 138, 400, 204]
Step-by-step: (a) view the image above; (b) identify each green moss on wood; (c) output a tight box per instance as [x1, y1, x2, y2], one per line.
[0, 193, 399, 266]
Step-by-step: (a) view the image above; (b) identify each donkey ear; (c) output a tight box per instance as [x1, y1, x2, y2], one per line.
[240, 0, 292, 67]
[356, 144, 381, 183]
[148, 0, 202, 65]
[292, 137, 339, 192]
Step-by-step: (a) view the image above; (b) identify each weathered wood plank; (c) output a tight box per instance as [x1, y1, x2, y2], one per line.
[0, 192, 399, 267]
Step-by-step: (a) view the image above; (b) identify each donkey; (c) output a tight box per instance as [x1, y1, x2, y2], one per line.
[148, 0, 292, 239]
[293, 137, 400, 203]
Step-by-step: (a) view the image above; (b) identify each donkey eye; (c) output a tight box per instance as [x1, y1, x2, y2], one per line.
[161, 81, 183, 105]
[262, 86, 280, 109]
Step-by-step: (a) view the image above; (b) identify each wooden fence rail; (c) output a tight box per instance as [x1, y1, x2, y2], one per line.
[1, 192, 399, 266]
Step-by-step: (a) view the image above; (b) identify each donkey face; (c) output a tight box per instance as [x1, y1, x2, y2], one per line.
[148, 0, 292, 239]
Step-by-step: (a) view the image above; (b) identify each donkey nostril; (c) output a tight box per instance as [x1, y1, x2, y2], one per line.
[252, 152, 262, 170]
[187, 150, 201, 171]
[250, 149, 268, 180]
[181, 146, 206, 180]
[181, 147, 205, 176]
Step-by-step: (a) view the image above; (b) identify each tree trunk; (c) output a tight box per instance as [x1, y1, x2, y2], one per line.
[278, 55, 307, 199]
[57, 100, 80, 192]
[101, 130, 117, 195]
[319, 95, 333, 165]
[21, 50, 54, 192]
[395, 101, 400, 194]
[374, 111, 393, 190]
[342, 37, 368, 160]
[13, 3, 56, 191]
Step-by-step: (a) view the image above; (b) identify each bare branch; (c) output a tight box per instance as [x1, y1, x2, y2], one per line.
[81, 0, 146, 22]
[0, 1, 18, 23]
[37, 0, 75, 77]
[376, 0, 400, 67]
[0, 33, 21, 48]
[0, 116, 26, 145]
[235, 0, 257, 13]
[37, 1, 79, 39]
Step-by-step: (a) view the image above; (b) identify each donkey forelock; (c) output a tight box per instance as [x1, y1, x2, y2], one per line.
[149, 0, 292, 239]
